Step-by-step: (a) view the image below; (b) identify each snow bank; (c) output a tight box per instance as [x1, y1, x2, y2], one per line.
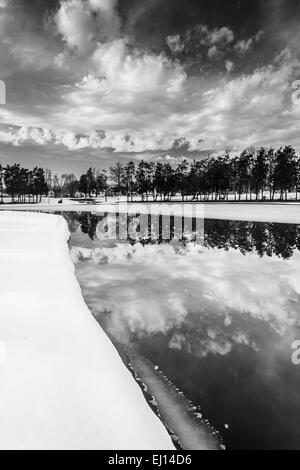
[0, 212, 174, 450]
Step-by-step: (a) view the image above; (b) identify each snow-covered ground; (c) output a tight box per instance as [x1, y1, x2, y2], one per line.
[0, 212, 174, 450]
[0, 202, 299, 224]
[40, 197, 83, 205]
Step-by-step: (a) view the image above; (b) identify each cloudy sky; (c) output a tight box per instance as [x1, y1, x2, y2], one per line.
[0, 0, 300, 174]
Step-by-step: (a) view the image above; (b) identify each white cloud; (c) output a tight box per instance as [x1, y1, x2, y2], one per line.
[0, 0, 8, 8]
[166, 34, 185, 54]
[88, 39, 186, 96]
[207, 45, 219, 59]
[1, 48, 299, 155]
[235, 30, 264, 54]
[0, 3, 299, 157]
[199, 25, 234, 46]
[53, 0, 120, 53]
[207, 26, 234, 45]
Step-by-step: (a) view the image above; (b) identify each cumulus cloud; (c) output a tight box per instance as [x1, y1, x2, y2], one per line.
[0, 2, 300, 160]
[1, 46, 299, 155]
[200, 25, 235, 46]
[166, 34, 185, 54]
[88, 39, 186, 96]
[207, 45, 219, 59]
[53, 0, 121, 52]
[235, 30, 264, 54]
[171, 24, 234, 62]
[211, 57, 297, 121]
[0, 125, 188, 153]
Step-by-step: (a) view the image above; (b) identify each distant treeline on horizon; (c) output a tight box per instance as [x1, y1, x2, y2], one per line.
[0, 145, 300, 203]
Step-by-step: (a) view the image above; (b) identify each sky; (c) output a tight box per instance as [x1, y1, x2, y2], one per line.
[0, 0, 300, 174]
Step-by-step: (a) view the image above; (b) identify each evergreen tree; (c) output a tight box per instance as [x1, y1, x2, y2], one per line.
[252, 148, 269, 200]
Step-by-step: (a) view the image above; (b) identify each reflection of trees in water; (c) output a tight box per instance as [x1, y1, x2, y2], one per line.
[62, 212, 300, 259]
[58, 212, 96, 239]
[204, 220, 300, 259]
[77, 213, 99, 240]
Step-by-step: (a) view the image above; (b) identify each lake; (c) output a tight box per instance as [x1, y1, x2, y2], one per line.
[59, 211, 300, 449]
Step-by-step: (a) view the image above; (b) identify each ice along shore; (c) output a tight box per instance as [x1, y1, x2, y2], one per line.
[0, 202, 300, 224]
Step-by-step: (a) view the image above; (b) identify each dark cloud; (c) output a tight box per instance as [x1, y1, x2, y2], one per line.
[16, 0, 60, 17]
[121, 0, 264, 49]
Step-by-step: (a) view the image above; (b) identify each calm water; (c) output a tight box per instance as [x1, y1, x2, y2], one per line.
[60, 211, 300, 450]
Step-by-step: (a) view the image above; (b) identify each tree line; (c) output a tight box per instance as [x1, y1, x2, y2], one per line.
[54, 145, 300, 202]
[0, 164, 47, 203]
[1, 145, 300, 203]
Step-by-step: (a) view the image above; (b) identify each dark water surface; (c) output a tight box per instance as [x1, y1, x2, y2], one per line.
[61, 211, 300, 450]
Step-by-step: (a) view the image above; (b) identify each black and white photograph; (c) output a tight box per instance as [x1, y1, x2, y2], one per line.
[1, 0, 300, 453]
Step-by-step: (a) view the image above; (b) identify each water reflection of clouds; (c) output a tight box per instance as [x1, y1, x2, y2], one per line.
[72, 242, 300, 358]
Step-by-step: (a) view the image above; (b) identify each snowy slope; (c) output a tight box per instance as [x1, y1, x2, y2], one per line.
[0, 212, 174, 450]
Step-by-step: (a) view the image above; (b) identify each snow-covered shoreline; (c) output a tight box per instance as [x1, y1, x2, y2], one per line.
[0, 202, 300, 224]
[0, 212, 174, 450]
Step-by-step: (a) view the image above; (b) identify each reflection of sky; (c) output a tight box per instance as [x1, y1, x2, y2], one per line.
[71, 240, 300, 353]
[70, 221, 300, 449]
